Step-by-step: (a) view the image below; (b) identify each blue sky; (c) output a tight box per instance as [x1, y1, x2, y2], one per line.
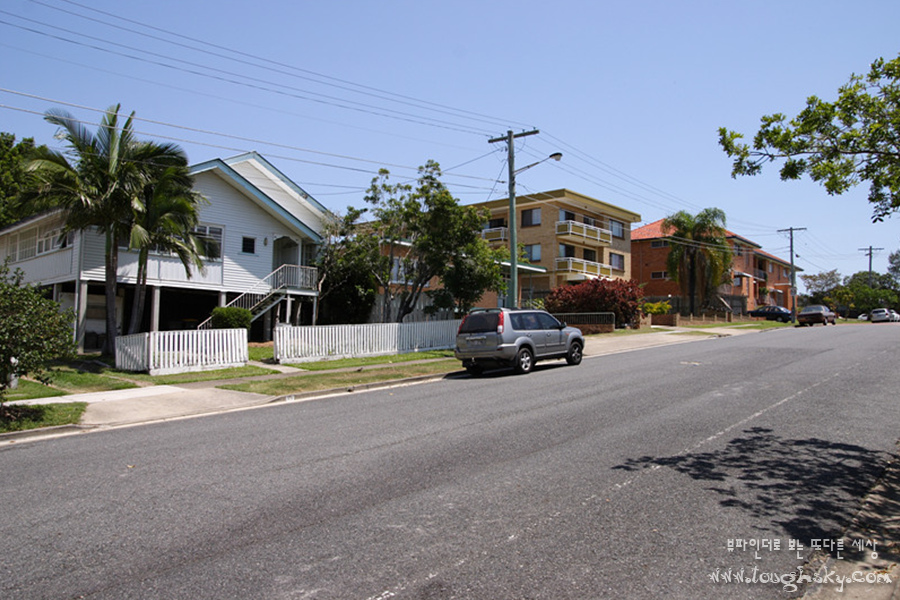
[3, 0, 899, 289]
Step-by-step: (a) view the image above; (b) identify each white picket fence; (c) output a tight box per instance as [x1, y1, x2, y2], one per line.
[116, 329, 248, 376]
[274, 319, 462, 364]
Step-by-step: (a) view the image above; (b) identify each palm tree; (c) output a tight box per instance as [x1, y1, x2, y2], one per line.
[24, 104, 188, 355]
[662, 208, 733, 315]
[126, 165, 207, 334]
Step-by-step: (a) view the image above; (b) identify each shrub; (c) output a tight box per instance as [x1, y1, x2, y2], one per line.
[209, 306, 252, 330]
[545, 278, 644, 326]
[641, 300, 671, 315]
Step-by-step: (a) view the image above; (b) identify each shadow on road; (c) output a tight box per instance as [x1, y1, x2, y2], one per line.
[614, 427, 893, 544]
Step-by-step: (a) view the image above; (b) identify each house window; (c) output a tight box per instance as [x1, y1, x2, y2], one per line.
[651, 271, 668, 280]
[559, 244, 576, 258]
[194, 225, 223, 261]
[524, 244, 541, 262]
[609, 252, 625, 271]
[583, 248, 597, 262]
[609, 219, 625, 238]
[521, 208, 541, 227]
[651, 240, 669, 248]
[11, 228, 37, 262]
[241, 237, 256, 254]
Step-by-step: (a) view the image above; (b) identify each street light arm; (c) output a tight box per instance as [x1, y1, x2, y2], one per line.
[513, 152, 563, 176]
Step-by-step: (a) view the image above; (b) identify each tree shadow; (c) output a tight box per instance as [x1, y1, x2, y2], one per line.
[614, 427, 892, 543]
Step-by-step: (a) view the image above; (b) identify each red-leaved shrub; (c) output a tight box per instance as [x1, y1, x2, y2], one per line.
[545, 279, 644, 327]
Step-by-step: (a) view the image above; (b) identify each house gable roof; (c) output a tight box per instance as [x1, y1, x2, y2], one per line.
[190, 154, 325, 243]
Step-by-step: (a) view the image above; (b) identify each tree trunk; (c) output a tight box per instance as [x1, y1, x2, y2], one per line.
[688, 253, 697, 316]
[128, 250, 148, 335]
[102, 231, 119, 356]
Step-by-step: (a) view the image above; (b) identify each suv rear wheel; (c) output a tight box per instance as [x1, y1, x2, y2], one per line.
[514, 347, 534, 374]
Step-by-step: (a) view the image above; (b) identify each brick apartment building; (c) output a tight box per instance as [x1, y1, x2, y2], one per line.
[471, 189, 642, 307]
[631, 219, 798, 314]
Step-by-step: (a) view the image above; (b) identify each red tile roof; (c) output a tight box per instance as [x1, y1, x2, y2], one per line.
[632, 219, 794, 266]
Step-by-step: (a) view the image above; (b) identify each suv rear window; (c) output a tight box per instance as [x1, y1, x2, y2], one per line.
[460, 312, 500, 333]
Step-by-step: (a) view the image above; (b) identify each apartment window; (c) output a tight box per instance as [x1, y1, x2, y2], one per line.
[194, 225, 223, 260]
[583, 248, 597, 262]
[651, 240, 669, 248]
[487, 217, 505, 229]
[783, 267, 790, 277]
[241, 237, 256, 254]
[735, 245, 744, 257]
[523, 244, 541, 262]
[768, 262, 774, 273]
[559, 244, 576, 258]
[583, 216, 597, 227]
[651, 271, 668, 280]
[609, 219, 625, 238]
[609, 252, 625, 271]
[559, 209, 576, 222]
[521, 208, 541, 227]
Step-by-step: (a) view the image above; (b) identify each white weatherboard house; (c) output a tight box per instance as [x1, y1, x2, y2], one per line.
[0, 152, 327, 351]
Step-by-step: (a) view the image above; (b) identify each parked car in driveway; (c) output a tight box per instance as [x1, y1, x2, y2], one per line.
[797, 305, 836, 326]
[747, 305, 792, 322]
[869, 308, 892, 323]
[455, 308, 584, 375]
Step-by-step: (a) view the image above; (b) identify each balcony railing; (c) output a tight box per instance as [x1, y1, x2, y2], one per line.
[556, 220, 612, 245]
[555, 257, 613, 279]
[481, 227, 508, 242]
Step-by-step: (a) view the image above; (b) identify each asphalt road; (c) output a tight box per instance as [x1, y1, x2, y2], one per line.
[1, 324, 898, 599]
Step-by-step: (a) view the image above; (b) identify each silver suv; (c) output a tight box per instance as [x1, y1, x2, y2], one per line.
[455, 308, 584, 375]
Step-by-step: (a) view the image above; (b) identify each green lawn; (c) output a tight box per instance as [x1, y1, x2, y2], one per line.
[0, 402, 87, 434]
[222, 359, 461, 396]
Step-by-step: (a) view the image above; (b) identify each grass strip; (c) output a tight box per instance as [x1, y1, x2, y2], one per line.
[220, 359, 461, 396]
[0, 402, 87, 434]
[104, 365, 280, 385]
[288, 350, 455, 371]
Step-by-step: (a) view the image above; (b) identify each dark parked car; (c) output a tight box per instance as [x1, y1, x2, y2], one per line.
[455, 308, 584, 375]
[748, 305, 792, 322]
[797, 305, 836, 326]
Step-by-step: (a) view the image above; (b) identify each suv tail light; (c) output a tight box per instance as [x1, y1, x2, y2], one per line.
[457, 315, 467, 334]
[496, 310, 504, 334]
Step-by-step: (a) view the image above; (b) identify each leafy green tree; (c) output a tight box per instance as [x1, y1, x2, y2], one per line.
[888, 249, 900, 284]
[434, 239, 506, 315]
[843, 270, 897, 291]
[315, 209, 378, 324]
[800, 269, 842, 304]
[0, 261, 75, 408]
[360, 161, 496, 322]
[719, 55, 900, 222]
[126, 165, 206, 334]
[0, 133, 40, 228]
[833, 281, 898, 314]
[22, 105, 189, 355]
[662, 208, 733, 315]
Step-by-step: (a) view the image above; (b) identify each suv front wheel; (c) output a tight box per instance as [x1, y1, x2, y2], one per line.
[514, 347, 534, 374]
[566, 341, 583, 366]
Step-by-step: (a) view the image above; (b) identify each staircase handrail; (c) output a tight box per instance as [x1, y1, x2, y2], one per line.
[197, 264, 317, 329]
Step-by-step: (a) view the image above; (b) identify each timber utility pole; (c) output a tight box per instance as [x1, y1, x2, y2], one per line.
[779, 227, 806, 323]
[859, 246, 884, 287]
[488, 129, 539, 308]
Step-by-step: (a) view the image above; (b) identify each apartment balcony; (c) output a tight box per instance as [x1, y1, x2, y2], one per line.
[556, 220, 612, 246]
[481, 227, 509, 243]
[555, 257, 613, 281]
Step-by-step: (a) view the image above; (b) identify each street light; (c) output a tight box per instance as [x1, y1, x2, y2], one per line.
[506, 147, 562, 307]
